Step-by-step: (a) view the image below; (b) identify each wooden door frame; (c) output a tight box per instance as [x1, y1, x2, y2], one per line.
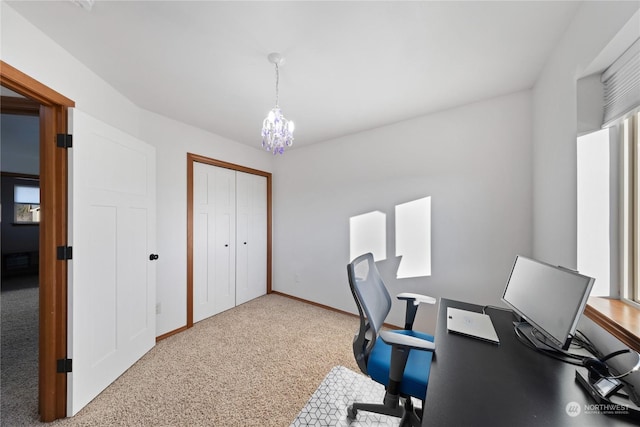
[183, 153, 272, 332]
[1, 60, 75, 422]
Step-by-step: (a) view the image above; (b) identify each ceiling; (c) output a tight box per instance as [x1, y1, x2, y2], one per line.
[7, 1, 583, 150]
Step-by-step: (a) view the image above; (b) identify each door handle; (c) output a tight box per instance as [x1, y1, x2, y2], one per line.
[149, 254, 159, 261]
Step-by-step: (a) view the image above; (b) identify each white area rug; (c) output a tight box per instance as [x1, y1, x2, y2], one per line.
[291, 365, 405, 426]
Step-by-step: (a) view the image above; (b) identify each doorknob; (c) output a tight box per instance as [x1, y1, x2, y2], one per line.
[149, 254, 159, 261]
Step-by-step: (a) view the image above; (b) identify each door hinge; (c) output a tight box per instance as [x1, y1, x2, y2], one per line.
[57, 358, 72, 373]
[57, 246, 73, 260]
[56, 133, 73, 148]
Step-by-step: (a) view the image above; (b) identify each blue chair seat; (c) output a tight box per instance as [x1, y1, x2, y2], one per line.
[367, 330, 434, 400]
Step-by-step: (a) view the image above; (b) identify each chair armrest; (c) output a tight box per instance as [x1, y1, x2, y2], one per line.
[397, 293, 436, 330]
[380, 330, 435, 352]
[380, 330, 435, 402]
[397, 292, 436, 306]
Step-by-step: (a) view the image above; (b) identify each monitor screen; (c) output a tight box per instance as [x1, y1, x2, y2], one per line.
[501, 255, 595, 350]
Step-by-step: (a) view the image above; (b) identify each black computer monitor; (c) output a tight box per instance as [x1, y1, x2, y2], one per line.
[501, 255, 595, 351]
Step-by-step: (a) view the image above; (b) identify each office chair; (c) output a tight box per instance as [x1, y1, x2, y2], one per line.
[346, 253, 436, 427]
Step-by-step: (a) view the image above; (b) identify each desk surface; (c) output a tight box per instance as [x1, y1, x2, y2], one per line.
[422, 298, 637, 426]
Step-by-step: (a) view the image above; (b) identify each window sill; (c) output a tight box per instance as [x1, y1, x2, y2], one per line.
[584, 297, 640, 353]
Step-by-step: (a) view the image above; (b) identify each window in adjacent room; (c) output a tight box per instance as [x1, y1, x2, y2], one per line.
[14, 183, 40, 223]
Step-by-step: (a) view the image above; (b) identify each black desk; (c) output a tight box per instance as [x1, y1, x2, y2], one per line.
[422, 298, 636, 426]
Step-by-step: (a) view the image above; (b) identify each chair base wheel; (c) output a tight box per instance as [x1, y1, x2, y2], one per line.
[347, 405, 358, 420]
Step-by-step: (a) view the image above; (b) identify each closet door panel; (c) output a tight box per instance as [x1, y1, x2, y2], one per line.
[236, 172, 250, 303]
[193, 163, 236, 322]
[236, 172, 267, 305]
[212, 166, 236, 315]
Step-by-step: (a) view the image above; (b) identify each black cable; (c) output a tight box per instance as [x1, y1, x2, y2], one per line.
[513, 323, 590, 367]
[573, 330, 602, 358]
[481, 305, 512, 315]
[530, 328, 587, 360]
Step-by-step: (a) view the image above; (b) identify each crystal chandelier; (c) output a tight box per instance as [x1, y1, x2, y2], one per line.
[261, 53, 294, 154]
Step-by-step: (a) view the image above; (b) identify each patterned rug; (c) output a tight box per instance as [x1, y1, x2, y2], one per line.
[291, 365, 413, 426]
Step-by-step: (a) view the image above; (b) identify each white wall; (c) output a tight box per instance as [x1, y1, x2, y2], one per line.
[532, 1, 640, 389]
[0, 3, 141, 138]
[532, 0, 640, 268]
[0, 114, 39, 175]
[273, 91, 533, 332]
[139, 111, 272, 335]
[1, 2, 274, 337]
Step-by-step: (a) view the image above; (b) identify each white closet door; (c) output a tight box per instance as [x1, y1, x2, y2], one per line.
[236, 172, 267, 305]
[193, 163, 236, 322]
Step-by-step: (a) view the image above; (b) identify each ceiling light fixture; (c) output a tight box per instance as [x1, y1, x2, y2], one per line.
[70, 0, 94, 11]
[261, 53, 294, 155]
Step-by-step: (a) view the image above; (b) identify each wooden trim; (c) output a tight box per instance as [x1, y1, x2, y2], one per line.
[1, 171, 40, 180]
[156, 325, 189, 342]
[270, 291, 401, 330]
[585, 297, 640, 353]
[186, 153, 273, 328]
[1, 95, 40, 115]
[186, 153, 272, 179]
[271, 291, 358, 318]
[266, 172, 272, 294]
[2, 62, 72, 422]
[0, 61, 74, 107]
[186, 156, 194, 329]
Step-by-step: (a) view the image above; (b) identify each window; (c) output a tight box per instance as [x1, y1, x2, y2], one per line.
[577, 129, 610, 296]
[578, 111, 640, 351]
[622, 111, 640, 304]
[14, 183, 40, 223]
[580, 37, 640, 350]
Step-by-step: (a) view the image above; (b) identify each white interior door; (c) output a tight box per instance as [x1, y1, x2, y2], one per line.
[236, 172, 267, 305]
[67, 109, 156, 416]
[193, 162, 236, 322]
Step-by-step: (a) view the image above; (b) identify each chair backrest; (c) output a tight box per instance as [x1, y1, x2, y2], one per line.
[347, 253, 392, 374]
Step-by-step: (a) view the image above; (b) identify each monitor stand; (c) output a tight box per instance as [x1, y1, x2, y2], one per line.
[514, 321, 565, 351]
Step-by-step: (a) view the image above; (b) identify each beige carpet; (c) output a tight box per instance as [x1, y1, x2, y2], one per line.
[4, 292, 361, 426]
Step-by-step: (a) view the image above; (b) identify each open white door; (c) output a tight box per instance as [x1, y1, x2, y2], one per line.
[67, 109, 156, 415]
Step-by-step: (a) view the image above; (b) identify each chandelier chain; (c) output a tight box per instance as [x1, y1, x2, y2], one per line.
[274, 63, 280, 107]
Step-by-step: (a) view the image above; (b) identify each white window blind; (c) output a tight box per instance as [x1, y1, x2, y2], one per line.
[602, 38, 640, 127]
